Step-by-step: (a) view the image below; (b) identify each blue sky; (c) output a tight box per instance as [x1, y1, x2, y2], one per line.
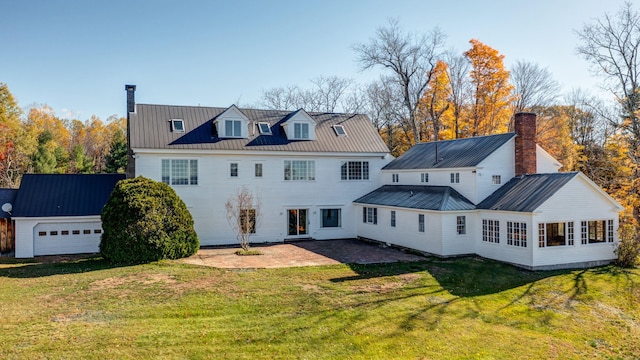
[0, 0, 626, 121]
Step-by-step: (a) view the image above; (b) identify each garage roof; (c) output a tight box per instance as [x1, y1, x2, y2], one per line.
[0, 189, 18, 219]
[12, 174, 125, 217]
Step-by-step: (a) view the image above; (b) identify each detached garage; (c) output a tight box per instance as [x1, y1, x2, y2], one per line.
[12, 174, 124, 258]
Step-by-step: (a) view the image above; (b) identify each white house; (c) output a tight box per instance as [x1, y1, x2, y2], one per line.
[125, 86, 392, 246]
[354, 113, 623, 270]
[11, 86, 623, 271]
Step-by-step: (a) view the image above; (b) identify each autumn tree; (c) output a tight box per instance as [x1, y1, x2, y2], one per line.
[443, 51, 472, 139]
[511, 60, 560, 113]
[362, 77, 408, 156]
[417, 60, 451, 141]
[0, 83, 27, 187]
[354, 18, 445, 144]
[576, 1, 640, 224]
[464, 39, 515, 136]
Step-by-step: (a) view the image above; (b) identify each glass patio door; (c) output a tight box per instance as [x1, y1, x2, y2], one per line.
[288, 209, 308, 236]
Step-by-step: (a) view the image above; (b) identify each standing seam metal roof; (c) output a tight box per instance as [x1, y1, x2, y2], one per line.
[12, 174, 125, 217]
[0, 189, 18, 219]
[382, 133, 515, 170]
[477, 172, 579, 212]
[353, 185, 476, 211]
[130, 104, 390, 153]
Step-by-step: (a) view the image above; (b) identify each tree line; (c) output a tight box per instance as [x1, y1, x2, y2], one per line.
[0, 3, 638, 235]
[256, 3, 640, 231]
[0, 87, 127, 188]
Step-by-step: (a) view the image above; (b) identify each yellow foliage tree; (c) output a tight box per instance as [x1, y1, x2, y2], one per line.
[463, 39, 515, 136]
[417, 60, 453, 141]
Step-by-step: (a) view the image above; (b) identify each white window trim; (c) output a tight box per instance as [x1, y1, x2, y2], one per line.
[340, 161, 370, 181]
[257, 122, 272, 135]
[171, 119, 185, 132]
[161, 158, 198, 186]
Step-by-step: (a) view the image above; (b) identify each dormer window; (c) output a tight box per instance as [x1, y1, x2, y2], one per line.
[281, 109, 316, 140]
[294, 123, 309, 139]
[257, 122, 272, 135]
[171, 119, 185, 132]
[333, 125, 346, 137]
[225, 119, 243, 137]
[213, 105, 250, 139]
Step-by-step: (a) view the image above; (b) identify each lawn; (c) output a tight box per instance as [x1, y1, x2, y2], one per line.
[0, 256, 639, 359]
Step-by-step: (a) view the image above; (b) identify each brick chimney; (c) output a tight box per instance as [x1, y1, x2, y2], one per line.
[514, 112, 537, 176]
[125, 85, 136, 179]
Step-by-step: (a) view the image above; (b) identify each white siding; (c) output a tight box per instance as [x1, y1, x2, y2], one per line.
[537, 146, 562, 173]
[531, 175, 620, 267]
[14, 216, 102, 258]
[356, 206, 444, 255]
[475, 211, 534, 267]
[476, 140, 515, 203]
[382, 169, 478, 203]
[136, 152, 390, 246]
[440, 213, 475, 256]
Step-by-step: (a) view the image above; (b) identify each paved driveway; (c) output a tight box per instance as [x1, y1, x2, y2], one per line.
[181, 239, 425, 269]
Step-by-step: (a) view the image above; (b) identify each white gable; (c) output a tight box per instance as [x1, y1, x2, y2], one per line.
[213, 105, 250, 139]
[282, 109, 317, 140]
[537, 145, 562, 173]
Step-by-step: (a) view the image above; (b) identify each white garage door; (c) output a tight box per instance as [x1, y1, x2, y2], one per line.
[33, 222, 102, 256]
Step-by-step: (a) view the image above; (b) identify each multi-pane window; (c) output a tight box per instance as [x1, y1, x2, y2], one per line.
[230, 163, 238, 177]
[581, 220, 615, 244]
[391, 210, 396, 227]
[457, 216, 466, 235]
[539, 222, 570, 247]
[254, 163, 263, 178]
[225, 119, 242, 137]
[341, 161, 369, 180]
[482, 219, 499, 243]
[294, 123, 309, 139]
[418, 214, 425, 232]
[421, 173, 429, 183]
[321, 209, 341, 228]
[162, 159, 198, 185]
[392, 174, 399, 183]
[507, 221, 527, 247]
[284, 160, 315, 180]
[450, 172, 460, 184]
[567, 222, 574, 245]
[363, 207, 378, 224]
[492, 175, 501, 185]
[607, 220, 614, 243]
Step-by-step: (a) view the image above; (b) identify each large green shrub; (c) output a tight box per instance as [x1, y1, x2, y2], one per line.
[100, 176, 199, 263]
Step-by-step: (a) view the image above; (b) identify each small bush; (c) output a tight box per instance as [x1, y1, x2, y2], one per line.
[615, 224, 640, 268]
[235, 249, 263, 256]
[100, 176, 199, 263]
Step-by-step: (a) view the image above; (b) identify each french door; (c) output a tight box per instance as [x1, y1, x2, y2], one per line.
[287, 209, 308, 236]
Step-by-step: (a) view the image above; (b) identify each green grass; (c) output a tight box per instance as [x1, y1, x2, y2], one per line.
[1, 256, 639, 359]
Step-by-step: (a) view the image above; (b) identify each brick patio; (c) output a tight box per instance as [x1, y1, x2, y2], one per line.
[180, 239, 426, 269]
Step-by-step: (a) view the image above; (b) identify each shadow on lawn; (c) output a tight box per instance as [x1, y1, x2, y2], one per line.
[332, 256, 571, 297]
[0, 255, 124, 278]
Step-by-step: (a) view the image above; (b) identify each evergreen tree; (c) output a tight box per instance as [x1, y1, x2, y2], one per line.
[104, 128, 127, 173]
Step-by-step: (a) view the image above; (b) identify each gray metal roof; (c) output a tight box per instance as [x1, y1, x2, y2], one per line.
[0, 189, 18, 219]
[477, 172, 578, 212]
[130, 104, 390, 154]
[353, 185, 476, 211]
[12, 174, 125, 217]
[382, 133, 515, 170]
